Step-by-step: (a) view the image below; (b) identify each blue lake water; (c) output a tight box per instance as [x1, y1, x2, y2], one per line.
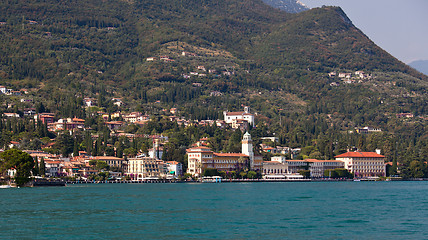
[1, 182, 428, 239]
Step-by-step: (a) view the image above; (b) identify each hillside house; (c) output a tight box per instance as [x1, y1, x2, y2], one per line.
[223, 106, 255, 128]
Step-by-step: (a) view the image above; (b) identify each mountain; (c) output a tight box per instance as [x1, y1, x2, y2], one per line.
[409, 60, 428, 76]
[261, 0, 309, 13]
[0, 0, 426, 140]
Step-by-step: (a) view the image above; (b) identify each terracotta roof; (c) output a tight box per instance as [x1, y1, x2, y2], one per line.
[45, 160, 61, 164]
[187, 146, 212, 152]
[105, 121, 123, 125]
[94, 156, 124, 160]
[72, 118, 85, 122]
[263, 161, 281, 164]
[214, 153, 248, 157]
[225, 111, 252, 116]
[304, 159, 344, 163]
[335, 152, 385, 158]
[167, 161, 180, 165]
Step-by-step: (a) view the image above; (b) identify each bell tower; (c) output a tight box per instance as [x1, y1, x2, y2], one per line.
[242, 132, 254, 169]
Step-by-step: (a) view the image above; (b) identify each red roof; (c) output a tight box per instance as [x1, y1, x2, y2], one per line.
[335, 152, 385, 158]
[167, 161, 180, 165]
[94, 156, 123, 160]
[225, 111, 252, 116]
[214, 153, 248, 157]
[73, 117, 85, 122]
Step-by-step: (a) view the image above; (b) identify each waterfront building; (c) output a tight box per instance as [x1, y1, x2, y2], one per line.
[127, 157, 164, 180]
[263, 161, 288, 175]
[304, 159, 345, 178]
[265, 158, 344, 178]
[166, 161, 183, 177]
[93, 156, 127, 172]
[286, 160, 307, 174]
[186, 132, 262, 176]
[186, 146, 213, 176]
[242, 132, 254, 169]
[335, 151, 386, 177]
[44, 159, 62, 177]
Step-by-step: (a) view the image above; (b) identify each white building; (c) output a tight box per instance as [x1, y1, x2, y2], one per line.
[166, 161, 183, 177]
[0, 86, 6, 94]
[148, 139, 163, 160]
[335, 151, 386, 177]
[263, 161, 288, 176]
[127, 157, 164, 180]
[304, 159, 345, 178]
[223, 106, 255, 128]
[271, 155, 287, 164]
[186, 132, 262, 176]
[242, 132, 254, 169]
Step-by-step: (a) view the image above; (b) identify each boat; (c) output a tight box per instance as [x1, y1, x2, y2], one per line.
[0, 185, 11, 189]
[201, 176, 222, 183]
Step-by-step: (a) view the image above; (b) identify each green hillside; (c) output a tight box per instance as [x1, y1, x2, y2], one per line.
[0, 0, 427, 173]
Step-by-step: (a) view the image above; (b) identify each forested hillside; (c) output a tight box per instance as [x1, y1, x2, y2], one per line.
[0, 0, 427, 177]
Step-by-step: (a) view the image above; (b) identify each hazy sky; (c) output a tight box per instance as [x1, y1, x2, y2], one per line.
[299, 0, 428, 64]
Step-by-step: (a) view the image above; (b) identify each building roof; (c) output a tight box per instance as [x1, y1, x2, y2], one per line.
[72, 117, 85, 122]
[94, 156, 124, 161]
[335, 152, 385, 158]
[213, 153, 248, 157]
[225, 111, 252, 116]
[304, 159, 344, 163]
[263, 161, 282, 164]
[186, 146, 213, 153]
[166, 161, 180, 165]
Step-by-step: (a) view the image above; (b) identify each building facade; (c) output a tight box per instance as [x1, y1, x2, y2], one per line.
[223, 106, 255, 128]
[335, 152, 386, 177]
[304, 159, 345, 178]
[127, 157, 164, 180]
[186, 132, 262, 176]
[263, 161, 288, 175]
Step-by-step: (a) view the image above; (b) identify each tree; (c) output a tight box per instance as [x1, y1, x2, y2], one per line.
[247, 170, 257, 179]
[96, 161, 110, 171]
[298, 170, 311, 178]
[39, 158, 46, 176]
[55, 133, 74, 157]
[0, 149, 35, 186]
[203, 168, 219, 176]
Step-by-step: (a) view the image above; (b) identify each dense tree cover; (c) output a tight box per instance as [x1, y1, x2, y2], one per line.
[324, 168, 353, 179]
[0, 149, 35, 186]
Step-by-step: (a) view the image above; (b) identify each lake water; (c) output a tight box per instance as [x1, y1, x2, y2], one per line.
[1, 182, 428, 239]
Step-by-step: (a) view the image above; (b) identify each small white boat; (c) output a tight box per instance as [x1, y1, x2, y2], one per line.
[0, 185, 11, 189]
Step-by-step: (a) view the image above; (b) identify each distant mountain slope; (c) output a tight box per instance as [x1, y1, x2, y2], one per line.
[409, 60, 428, 76]
[0, 0, 426, 122]
[252, 7, 418, 74]
[261, 0, 309, 13]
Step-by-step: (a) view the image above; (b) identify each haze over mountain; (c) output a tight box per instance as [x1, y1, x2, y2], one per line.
[261, 0, 309, 13]
[409, 60, 428, 76]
